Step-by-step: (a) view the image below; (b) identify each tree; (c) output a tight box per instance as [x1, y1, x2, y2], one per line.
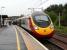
[47, 11, 57, 23]
[44, 4, 67, 26]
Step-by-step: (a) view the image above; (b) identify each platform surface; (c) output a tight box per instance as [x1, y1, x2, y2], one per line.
[0, 25, 48, 50]
[0, 26, 27, 50]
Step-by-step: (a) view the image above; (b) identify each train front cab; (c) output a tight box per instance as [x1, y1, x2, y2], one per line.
[29, 12, 55, 38]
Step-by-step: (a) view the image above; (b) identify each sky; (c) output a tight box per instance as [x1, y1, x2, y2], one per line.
[0, 0, 67, 16]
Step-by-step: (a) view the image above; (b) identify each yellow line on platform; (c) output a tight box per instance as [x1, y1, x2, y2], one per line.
[14, 26, 21, 50]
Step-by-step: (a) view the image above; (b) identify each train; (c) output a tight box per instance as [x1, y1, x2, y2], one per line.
[13, 11, 55, 38]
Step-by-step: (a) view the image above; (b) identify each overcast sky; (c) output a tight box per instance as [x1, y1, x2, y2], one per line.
[0, 0, 67, 16]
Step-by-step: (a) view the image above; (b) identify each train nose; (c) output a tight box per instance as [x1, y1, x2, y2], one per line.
[35, 26, 54, 36]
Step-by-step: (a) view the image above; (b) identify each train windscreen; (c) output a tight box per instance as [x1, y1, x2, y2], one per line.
[33, 15, 50, 27]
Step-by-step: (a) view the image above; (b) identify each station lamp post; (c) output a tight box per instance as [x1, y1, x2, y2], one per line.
[59, 12, 61, 27]
[1, 6, 5, 27]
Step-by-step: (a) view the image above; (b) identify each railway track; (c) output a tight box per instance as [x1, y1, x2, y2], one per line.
[53, 34, 67, 44]
[37, 34, 67, 50]
[47, 34, 67, 50]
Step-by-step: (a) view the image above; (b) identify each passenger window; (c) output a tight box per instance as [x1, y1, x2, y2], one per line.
[21, 19, 25, 24]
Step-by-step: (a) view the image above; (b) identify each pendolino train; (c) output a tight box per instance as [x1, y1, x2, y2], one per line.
[13, 11, 55, 38]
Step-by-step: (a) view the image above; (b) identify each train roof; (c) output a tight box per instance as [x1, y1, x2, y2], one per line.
[31, 11, 47, 16]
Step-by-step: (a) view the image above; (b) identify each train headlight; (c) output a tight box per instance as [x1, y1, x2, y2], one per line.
[34, 26, 39, 30]
[50, 24, 54, 29]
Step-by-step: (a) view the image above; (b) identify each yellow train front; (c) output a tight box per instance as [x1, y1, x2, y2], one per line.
[28, 11, 55, 38]
[18, 11, 55, 38]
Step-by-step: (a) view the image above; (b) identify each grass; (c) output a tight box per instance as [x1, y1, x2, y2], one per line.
[54, 25, 67, 35]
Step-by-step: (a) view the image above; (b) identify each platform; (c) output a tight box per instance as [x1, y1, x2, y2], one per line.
[0, 25, 48, 50]
[0, 26, 27, 50]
